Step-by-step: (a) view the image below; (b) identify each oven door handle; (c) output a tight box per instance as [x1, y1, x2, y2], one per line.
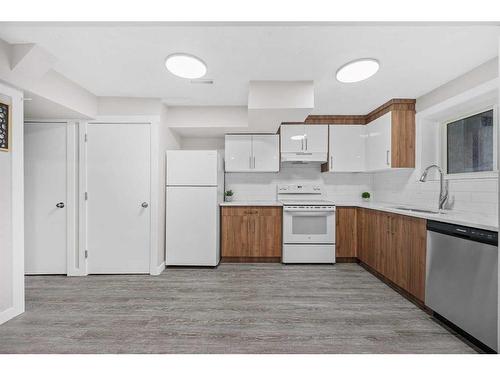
[284, 210, 335, 216]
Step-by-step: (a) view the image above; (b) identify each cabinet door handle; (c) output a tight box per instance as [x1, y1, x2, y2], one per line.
[305, 136, 308, 151]
[301, 138, 304, 150]
[386, 150, 390, 166]
[253, 156, 256, 169]
[249, 156, 252, 169]
[330, 155, 333, 170]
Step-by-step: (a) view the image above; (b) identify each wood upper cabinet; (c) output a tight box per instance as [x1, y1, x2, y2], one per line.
[335, 207, 358, 258]
[390, 109, 416, 168]
[221, 206, 282, 260]
[357, 208, 426, 302]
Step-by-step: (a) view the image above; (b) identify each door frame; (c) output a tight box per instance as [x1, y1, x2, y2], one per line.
[79, 116, 160, 275]
[24, 119, 80, 276]
[0, 83, 24, 325]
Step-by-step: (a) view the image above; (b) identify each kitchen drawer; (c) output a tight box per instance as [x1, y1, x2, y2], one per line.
[282, 244, 335, 264]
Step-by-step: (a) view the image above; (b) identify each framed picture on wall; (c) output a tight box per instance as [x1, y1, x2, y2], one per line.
[0, 101, 9, 152]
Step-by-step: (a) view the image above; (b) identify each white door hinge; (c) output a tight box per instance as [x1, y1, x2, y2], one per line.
[84, 250, 88, 259]
[84, 133, 88, 142]
[85, 192, 88, 200]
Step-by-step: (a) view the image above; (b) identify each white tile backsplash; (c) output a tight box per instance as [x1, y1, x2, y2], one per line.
[225, 164, 372, 203]
[371, 169, 498, 216]
[226, 164, 498, 217]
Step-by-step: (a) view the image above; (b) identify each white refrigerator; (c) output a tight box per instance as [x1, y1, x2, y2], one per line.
[165, 150, 224, 266]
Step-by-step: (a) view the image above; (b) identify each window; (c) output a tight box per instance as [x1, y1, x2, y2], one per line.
[444, 108, 497, 176]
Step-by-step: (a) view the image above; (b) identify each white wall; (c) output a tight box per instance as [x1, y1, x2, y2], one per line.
[417, 58, 498, 112]
[98, 97, 162, 116]
[180, 137, 224, 150]
[0, 93, 13, 314]
[0, 83, 24, 325]
[226, 164, 371, 203]
[158, 105, 181, 267]
[0, 38, 98, 119]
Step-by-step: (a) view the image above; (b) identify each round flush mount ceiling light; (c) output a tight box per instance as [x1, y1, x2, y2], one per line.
[336, 58, 379, 83]
[165, 53, 207, 79]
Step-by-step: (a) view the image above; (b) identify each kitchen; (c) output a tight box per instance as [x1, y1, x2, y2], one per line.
[0, 20, 499, 360]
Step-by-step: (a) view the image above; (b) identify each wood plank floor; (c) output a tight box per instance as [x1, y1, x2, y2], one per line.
[0, 264, 479, 353]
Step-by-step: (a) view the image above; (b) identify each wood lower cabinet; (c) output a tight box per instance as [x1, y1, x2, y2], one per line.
[356, 208, 426, 302]
[221, 206, 282, 261]
[336, 207, 358, 258]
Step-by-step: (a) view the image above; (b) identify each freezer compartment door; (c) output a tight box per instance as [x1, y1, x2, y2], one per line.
[166, 150, 221, 186]
[166, 186, 220, 266]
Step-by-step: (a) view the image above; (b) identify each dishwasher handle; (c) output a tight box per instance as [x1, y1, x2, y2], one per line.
[427, 220, 498, 246]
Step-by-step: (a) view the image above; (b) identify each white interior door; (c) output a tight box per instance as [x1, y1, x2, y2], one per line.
[86, 123, 151, 274]
[24, 123, 67, 274]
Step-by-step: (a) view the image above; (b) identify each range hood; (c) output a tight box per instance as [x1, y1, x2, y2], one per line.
[281, 151, 327, 163]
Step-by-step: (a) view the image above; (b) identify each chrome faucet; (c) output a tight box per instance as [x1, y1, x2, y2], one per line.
[419, 165, 449, 210]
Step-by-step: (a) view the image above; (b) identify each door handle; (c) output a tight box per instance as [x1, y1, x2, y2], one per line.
[253, 156, 256, 169]
[305, 136, 308, 151]
[141, 202, 149, 208]
[386, 150, 390, 166]
[56, 202, 65, 208]
[249, 155, 252, 169]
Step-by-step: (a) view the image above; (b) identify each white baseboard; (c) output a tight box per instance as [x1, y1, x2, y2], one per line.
[151, 262, 165, 276]
[0, 306, 23, 325]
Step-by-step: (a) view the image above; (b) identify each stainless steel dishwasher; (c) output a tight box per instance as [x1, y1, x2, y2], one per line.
[426, 220, 498, 351]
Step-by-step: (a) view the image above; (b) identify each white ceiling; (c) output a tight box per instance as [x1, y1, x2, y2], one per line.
[0, 23, 499, 114]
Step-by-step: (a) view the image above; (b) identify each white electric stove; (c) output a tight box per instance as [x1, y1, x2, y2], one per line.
[278, 184, 336, 264]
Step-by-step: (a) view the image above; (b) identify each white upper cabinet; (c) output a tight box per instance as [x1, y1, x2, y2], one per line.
[365, 112, 392, 171]
[304, 126, 329, 153]
[280, 124, 305, 153]
[280, 124, 328, 162]
[328, 125, 366, 172]
[225, 135, 253, 172]
[252, 135, 280, 172]
[225, 134, 279, 172]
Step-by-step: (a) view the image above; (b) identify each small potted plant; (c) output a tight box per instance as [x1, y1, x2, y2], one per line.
[224, 190, 234, 202]
[361, 191, 371, 202]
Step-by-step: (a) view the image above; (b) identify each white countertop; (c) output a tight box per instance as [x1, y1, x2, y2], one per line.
[219, 200, 497, 231]
[220, 200, 283, 207]
[336, 202, 498, 232]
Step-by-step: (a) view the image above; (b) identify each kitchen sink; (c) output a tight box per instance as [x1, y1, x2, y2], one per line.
[393, 207, 441, 214]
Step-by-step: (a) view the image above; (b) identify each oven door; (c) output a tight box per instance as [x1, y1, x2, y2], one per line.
[283, 207, 335, 244]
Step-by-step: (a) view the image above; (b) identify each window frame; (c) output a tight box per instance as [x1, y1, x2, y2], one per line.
[440, 105, 498, 180]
